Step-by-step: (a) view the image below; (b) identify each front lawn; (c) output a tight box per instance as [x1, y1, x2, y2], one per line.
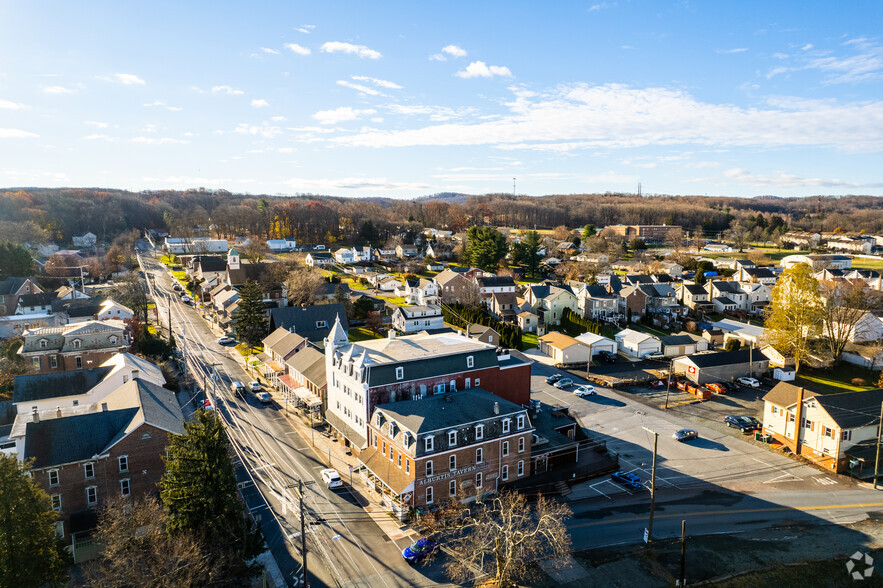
[851, 257, 883, 271]
[235, 343, 264, 357]
[379, 296, 409, 306]
[349, 327, 383, 342]
[795, 363, 878, 394]
[522, 332, 538, 349]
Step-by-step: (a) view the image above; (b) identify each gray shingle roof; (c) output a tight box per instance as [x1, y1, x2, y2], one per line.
[660, 334, 698, 347]
[685, 349, 756, 368]
[684, 284, 707, 295]
[815, 389, 883, 429]
[13, 367, 114, 403]
[24, 408, 139, 468]
[269, 304, 349, 342]
[286, 347, 327, 387]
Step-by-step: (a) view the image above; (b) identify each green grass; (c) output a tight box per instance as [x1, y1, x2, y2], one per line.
[235, 343, 263, 357]
[851, 257, 883, 270]
[379, 296, 409, 306]
[795, 363, 878, 394]
[349, 327, 383, 342]
[522, 332, 538, 349]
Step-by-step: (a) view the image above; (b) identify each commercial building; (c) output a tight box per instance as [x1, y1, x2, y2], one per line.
[18, 320, 129, 374]
[607, 225, 682, 240]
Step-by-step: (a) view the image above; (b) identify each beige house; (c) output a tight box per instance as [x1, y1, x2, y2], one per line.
[762, 383, 883, 474]
[517, 311, 541, 334]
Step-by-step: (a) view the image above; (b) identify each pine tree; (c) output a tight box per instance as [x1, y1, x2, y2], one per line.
[161, 411, 265, 585]
[0, 456, 70, 587]
[467, 226, 509, 272]
[233, 279, 269, 350]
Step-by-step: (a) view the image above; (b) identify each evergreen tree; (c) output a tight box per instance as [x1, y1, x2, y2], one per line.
[0, 455, 70, 587]
[467, 226, 508, 272]
[161, 411, 265, 585]
[0, 242, 33, 279]
[511, 230, 542, 278]
[232, 279, 269, 350]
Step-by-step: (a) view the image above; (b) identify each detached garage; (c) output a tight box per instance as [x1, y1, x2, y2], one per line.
[673, 349, 770, 385]
[539, 332, 591, 366]
[615, 329, 662, 358]
[575, 331, 618, 356]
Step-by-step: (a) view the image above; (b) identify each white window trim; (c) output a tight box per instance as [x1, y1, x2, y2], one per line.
[118, 455, 129, 473]
[424, 435, 434, 452]
[395, 366, 404, 380]
[426, 486, 434, 504]
[449, 455, 457, 471]
[518, 437, 525, 453]
[517, 460, 524, 477]
[449, 479, 457, 496]
[51, 494, 62, 511]
[120, 479, 131, 497]
[501, 465, 509, 481]
[476, 447, 483, 463]
[502, 441, 509, 457]
[517, 415, 525, 430]
[84, 462, 95, 479]
[426, 460, 433, 476]
[467, 355, 474, 368]
[86, 485, 98, 506]
[48, 469, 59, 486]
[502, 418, 511, 434]
[448, 430, 457, 447]
[475, 424, 484, 440]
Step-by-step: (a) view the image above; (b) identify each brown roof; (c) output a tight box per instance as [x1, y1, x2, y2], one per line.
[538, 331, 586, 350]
[762, 382, 817, 408]
[358, 446, 414, 495]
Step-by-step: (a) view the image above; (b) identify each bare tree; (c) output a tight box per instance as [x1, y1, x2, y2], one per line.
[665, 227, 685, 253]
[420, 490, 572, 587]
[239, 239, 269, 264]
[819, 280, 876, 363]
[552, 225, 570, 240]
[285, 268, 325, 306]
[366, 311, 384, 334]
[85, 496, 210, 588]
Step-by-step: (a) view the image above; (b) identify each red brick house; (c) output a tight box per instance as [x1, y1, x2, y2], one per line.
[18, 320, 129, 374]
[22, 379, 184, 559]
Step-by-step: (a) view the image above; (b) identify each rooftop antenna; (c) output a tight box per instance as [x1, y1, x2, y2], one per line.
[637, 181, 642, 197]
[513, 177, 516, 196]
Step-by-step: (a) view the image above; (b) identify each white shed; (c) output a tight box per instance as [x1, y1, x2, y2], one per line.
[574, 332, 618, 356]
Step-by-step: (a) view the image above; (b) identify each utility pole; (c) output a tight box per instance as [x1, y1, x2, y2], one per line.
[679, 520, 687, 586]
[204, 362, 221, 405]
[875, 401, 883, 489]
[642, 427, 659, 543]
[664, 358, 674, 409]
[300, 479, 308, 587]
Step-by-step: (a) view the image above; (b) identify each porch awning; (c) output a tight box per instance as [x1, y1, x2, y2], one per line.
[278, 374, 298, 390]
[293, 386, 322, 407]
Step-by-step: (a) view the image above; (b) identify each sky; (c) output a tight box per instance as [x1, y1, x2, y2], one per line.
[1, 1, 883, 199]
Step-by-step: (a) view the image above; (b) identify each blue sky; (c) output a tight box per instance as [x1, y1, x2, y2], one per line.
[1, 1, 882, 198]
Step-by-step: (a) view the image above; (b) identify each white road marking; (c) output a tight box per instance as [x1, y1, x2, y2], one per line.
[815, 476, 838, 485]
[764, 473, 802, 484]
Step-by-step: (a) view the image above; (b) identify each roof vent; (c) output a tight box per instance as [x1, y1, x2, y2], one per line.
[32, 408, 39, 423]
[56, 407, 62, 419]
[493, 401, 499, 415]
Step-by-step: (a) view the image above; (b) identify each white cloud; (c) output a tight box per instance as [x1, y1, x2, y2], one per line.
[83, 134, 115, 141]
[131, 136, 188, 145]
[588, 2, 613, 11]
[212, 85, 245, 95]
[233, 123, 282, 139]
[767, 37, 883, 84]
[387, 103, 474, 121]
[429, 53, 446, 62]
[771, 52, 789, 59]
[43, 85, 74, 94]
[271, 116, 287, 122]
[143, 101, 183, 111]
[336, 80, 381, 95]
[455, 61, 513, 79]
[0, 99, 27, 110]
[351, 75, 402, 89]
[114, 73, 146, 85]
[312, 107, 377, 125]
[296, 24, 316, 34]
[441, 45, 467, 58]
[284, 176, 431, 192]
[284, 43, 311, 56]
[260, 47, 280, 54]
[251, 99, 270, 108]
[802, 43, 814, 51]
[321, 41, 382, 59]
[333, 82, 883, 153]
[84, 121, 109, 128]
[724, 168, 883, 188]
[0, 128, 38, 138]
[716, 48, 748, 54]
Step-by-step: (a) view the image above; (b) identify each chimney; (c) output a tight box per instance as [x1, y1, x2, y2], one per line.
[388, 330, 396, 340]
[32, 408, 39, 423]
[131, 369, 139, 379]
[56, 407, 62, 419]
[793, 387, 805, 455]
[101, 402, 108, 412]
[493, 402, 499, 415]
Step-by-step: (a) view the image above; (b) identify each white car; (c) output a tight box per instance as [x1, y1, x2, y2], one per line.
[256, 391, 272, 404]
[249, 381, 262, 392]
[321, 468, 343, 489]
[217, 336, 235, 345]
[574, 385, 595, 397]
[181, 295, 192, 303]
[737, 377, 760, 388]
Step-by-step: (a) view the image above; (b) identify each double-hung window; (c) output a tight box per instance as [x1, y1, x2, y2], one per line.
[449, 455, 457, 471]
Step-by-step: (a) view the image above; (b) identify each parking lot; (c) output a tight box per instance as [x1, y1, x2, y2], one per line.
[528, 361, 854, 499]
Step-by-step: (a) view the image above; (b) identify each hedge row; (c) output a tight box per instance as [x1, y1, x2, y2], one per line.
[560, 308, 602, 337]
[441, 303, 524, 350]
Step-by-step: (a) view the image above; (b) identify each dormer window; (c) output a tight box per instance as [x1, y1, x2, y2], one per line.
[448, 431, 457, 446]
[109, 336, 117, 344]
[316, 320, 327, 329]
[395, 367, 404, 380]
[39, 339, 47, 349]
[403, 432, 412, 445]
[475, 424, 484, 440]
[502, 418, 511, 434]
[72, 339, 81, 349]
[467, 355, 474, 368]
[517, 415, 526, 430]
[388, 422, 397, 437]
[424, 435, 434, 452]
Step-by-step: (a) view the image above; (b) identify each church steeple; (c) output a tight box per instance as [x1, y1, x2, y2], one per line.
[227, 247, 240, 270]
[326, 314, 348, 349]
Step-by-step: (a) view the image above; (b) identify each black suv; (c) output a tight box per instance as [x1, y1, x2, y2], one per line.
[597, 351, 617, 364]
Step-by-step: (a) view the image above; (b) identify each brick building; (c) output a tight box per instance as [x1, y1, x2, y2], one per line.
[22, 378, 184, 557]
[607, 225, 682, 240]
[323, 317, 531, 451]
[359, 389, 533, 509]
[18, 320, 129, 374]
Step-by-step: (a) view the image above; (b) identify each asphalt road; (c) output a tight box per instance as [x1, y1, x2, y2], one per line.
[139, 250, 450, 588]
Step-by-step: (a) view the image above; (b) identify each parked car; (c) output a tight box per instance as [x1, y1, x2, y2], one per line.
[673, 428, 699, 442]
[230, 381, 246, 398]
[675, 380, 688, 391]
[706, 382, 727, 394]
[545, 374, 562, 384]
[181, 295, 192, 303]
[737, 377, 760, 388]
[402, 537, 439, 564]
[720, 381, 740, 394]
[217, 336, 236, 345]
[321, 468, 343, 489]
[172, 284, 182, 291]
[573, 385, 595, 397]
[553, 378, 574, 389]
[249, 381, 262, 392]
[611, 471, 644, 491]
[724, 415, 761, 432]
[256, 391, 272, 404]
[597, 350, 617, 364]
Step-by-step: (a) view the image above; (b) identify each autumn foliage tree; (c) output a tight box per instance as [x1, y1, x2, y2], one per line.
[766, 263, 824, 372]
